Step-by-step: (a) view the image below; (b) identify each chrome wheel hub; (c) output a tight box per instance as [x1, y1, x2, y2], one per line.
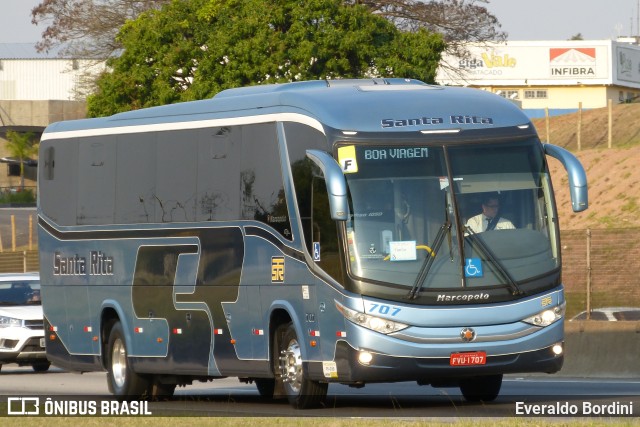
[279, 338, 302, 393]
[111, 338, 127, 388]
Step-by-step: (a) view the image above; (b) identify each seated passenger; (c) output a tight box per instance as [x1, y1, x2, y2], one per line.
[465, 193, 515, 233]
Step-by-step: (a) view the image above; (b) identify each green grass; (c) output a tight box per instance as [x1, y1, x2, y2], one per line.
[0, 188, 35, 204]
[1, 418, 637, 427]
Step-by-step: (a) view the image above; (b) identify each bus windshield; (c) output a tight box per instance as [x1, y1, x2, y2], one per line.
[340, 139, 559, 300]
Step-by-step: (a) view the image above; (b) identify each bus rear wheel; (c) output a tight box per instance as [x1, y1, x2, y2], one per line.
[106, 321, 149, 398]
[32, 362, 51, 372]
[459, 374, 502, 402]
[276, 323, 327, 409]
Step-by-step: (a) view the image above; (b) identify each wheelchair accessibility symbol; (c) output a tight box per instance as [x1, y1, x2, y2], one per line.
[465, 258, 483, 278]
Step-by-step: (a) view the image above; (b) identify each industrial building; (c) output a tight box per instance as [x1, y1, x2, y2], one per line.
[0, 43, 101, 190]
[436, 39, 640, 118]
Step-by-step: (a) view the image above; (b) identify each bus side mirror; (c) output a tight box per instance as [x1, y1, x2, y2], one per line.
[544, 143, 588, 212]
[306, 150, 349, 221]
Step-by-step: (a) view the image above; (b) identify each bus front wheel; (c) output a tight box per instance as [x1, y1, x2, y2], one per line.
[106, 321, 149, 398]
[459, 374, 502, 402]
[276, 322, 327, 409]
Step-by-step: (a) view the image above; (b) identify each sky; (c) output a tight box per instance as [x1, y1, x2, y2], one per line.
[1, 0, 640, 44]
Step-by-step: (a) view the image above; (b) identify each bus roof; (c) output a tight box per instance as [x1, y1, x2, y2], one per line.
[43, 79, 532, 136]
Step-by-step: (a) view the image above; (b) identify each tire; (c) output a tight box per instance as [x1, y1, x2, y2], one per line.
[276, 322, 327, 409]
[106, 321, 149, 399]
[254, 378, 276, 399]
[32, 362, 51, 372]
[149, 382, 176, 400]
[459, 374, 503, 402]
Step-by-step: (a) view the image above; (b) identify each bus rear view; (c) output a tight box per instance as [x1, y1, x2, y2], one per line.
[38, 79, 587, 409]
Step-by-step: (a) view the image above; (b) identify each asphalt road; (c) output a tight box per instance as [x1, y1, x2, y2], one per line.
[1, 366, 639, 417]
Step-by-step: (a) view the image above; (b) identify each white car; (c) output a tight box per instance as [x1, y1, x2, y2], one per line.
[0, 272, 50, 372]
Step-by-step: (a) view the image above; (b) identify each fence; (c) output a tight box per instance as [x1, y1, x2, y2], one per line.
[561, 228, 640, 318]
[532, 101, 640, 151]
[0, 209, 39, 273]
[0, 212, 636, 318]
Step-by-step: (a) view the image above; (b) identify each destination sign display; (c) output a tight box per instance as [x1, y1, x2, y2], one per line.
[363, 147, 428, 160]
[338, 145, 431, 174]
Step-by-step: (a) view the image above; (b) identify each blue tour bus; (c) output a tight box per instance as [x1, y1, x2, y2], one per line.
[38, 79, 587, 408]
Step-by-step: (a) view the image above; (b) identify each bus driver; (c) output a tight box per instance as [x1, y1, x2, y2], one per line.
[465, 193, 515, 233]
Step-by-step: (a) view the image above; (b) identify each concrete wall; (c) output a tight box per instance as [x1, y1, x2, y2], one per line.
[0, 99, 86, 127]
[560, 321, 640, 378]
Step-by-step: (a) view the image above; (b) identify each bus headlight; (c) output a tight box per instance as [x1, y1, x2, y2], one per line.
[335, 301, 408, 334]
[523, 302, 566, 327]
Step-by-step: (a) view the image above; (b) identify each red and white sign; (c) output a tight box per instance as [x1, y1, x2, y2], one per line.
[549, 48, 597, 77]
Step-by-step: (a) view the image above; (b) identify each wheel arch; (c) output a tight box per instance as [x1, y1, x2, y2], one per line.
[268, 301, 306, 360]
[99, 300, 130, 369]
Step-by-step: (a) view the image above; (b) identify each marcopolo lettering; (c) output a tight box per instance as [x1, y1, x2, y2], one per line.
[437, 293, 490, 302]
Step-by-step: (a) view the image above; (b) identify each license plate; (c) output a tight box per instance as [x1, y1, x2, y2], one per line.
[40, 338, 45, 348]
[450, 351, 486, 366]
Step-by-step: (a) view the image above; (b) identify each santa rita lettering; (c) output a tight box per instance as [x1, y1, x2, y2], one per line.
[381, 115, 493, 128]
[53, 251, 114, 276]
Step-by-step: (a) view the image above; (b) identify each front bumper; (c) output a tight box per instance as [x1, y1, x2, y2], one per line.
[0, 332, 47, 364]
[309, 340, 563, 384]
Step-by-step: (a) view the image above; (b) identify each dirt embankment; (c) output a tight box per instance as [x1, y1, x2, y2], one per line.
[532, 103, 640, 230]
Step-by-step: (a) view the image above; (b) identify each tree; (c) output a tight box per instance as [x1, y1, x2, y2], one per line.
[33, 1, 502, 72]
[4, 131, 39, 190]
[355, 1, 507, 74]
[31, 0, 167, 59]
[87, 0, 445, 116]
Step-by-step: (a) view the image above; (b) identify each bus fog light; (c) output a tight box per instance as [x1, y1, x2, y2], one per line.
[552, 343, 563, 356]
[358, 351, 373, 366]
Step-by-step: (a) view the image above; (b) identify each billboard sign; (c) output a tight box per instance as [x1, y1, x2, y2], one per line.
[437, 41, 614, 86]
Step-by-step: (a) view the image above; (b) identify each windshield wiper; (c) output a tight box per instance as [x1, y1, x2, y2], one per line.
[464, 226, 524, 296]
[406, 221, 451, 300]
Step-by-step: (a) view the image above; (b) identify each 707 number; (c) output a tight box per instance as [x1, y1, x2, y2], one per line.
[368, 303, 401, 317]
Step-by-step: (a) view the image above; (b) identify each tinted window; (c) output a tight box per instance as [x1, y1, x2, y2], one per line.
[156, 130, 198, 222]
[240, 123, 291, 239]
[77, 136, 116, 225]
[285, 122, 329, 251]
[39, 139, 79, 226]
[0, 280, 41, 305]
[115, 132, 157, 224]
[196, 126, 241, 221]
[43, 122, 292, 236]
